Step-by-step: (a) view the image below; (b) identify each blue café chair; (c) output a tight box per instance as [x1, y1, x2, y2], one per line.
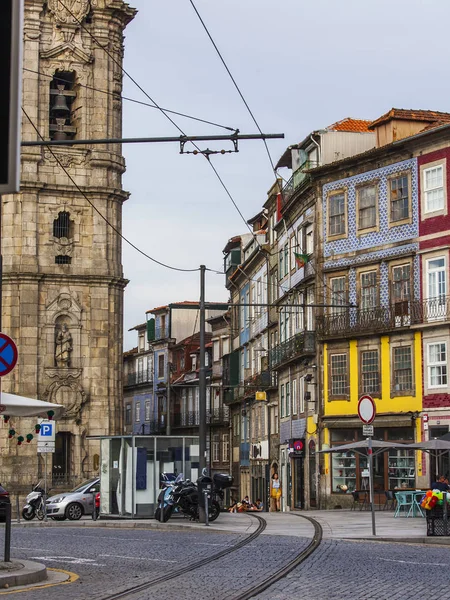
[394, 492, 413, 517]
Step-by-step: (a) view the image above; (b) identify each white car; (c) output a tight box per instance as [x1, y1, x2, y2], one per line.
[46, 478, 100, 521]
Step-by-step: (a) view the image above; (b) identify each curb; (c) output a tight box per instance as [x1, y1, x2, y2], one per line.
[345, 536, 450, 545]
[0, 560, 47, 588]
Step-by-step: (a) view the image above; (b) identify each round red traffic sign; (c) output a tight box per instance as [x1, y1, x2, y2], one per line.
[358, 394, 376, 424]
[0, 334, 18, 377]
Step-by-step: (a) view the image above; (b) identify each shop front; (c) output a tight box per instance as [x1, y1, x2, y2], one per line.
[96, 435, 199, 518]
[322, 420, 416, 507]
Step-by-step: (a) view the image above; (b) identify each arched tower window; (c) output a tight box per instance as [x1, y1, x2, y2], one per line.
[49, 71, 77, 141]
[53, 211, 73, 239]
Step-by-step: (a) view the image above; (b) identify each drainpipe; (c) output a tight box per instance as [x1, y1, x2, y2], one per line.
[309, 134, 321, 167]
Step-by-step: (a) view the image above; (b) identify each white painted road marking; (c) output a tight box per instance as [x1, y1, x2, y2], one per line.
[31, 556, 106, 567]
[100, 554, 177, 563]
[379, 557, 448, 567]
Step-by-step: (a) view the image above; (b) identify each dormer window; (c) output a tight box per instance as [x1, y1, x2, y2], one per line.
[191, 354, 197, 371]
[49, 72, 77, 140]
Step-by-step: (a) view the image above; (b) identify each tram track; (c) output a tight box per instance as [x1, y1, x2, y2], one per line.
[97, 512, 322, 600]
[231, 512, 323, 600]
[99, 514, 267, 600]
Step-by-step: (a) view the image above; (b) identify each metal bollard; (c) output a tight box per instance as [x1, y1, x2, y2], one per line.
[4, 503, 11, 562]
[204, 490, 209, 527]
[16, 495, 20, 524]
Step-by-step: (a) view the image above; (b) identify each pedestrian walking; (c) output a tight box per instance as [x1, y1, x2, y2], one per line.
[270, 473, 281, 511]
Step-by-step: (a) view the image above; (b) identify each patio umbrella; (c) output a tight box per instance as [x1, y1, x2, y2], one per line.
[403, 438, 450, 482]
[0, 392, 65, 419]
[403, 439, 450, 451]
[319, 439, 408, 536]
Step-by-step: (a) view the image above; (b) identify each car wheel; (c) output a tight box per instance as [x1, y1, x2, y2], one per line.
[65, 502, 83, 521]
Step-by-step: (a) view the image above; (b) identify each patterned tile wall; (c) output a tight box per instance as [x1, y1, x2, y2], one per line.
[323, 158, 420, 304]
[323, 158, 419, 257]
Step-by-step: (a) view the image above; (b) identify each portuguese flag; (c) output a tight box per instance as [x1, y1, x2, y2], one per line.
[294, 252, 309, 268]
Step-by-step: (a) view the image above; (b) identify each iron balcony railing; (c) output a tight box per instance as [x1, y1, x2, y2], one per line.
[125, 371, 153, 387]
[269, 331, 316, 369]
[244, 370, 272, 389]
[281, 160, 317, 207]
[317, 304, 413, 338]
[139, 420, 166, 435]
[173, 411, 199, 428]
[410, 295, 450, 325]
[209, 407, 230, 424]
[155, 326, 170, 340]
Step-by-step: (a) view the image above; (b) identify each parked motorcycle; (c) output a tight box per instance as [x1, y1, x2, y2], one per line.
[22, 482, 46, 521]
[155, 472, 233, 523]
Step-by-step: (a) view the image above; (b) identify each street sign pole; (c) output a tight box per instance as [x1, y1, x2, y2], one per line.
[367, 436, 376, 536]
[44, 452, 47, 522]
[358, 394, 377, 536]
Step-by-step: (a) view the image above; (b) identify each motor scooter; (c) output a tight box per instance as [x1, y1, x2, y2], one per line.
[22, 482, 46, 521]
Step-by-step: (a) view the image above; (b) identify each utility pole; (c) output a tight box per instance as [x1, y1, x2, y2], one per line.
[198, 265, 207, 524]
[199, 265, 207, 473]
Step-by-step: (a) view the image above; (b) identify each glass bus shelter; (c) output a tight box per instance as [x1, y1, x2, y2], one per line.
[94, 435, 199, 518]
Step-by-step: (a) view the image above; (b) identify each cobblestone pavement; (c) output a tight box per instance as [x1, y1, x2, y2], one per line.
[4, 523, 450, 600]
[255, 539, 450, 600]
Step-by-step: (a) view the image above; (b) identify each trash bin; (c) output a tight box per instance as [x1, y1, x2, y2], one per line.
[426, 505, 449, 536]
[197, 475, 213, 509]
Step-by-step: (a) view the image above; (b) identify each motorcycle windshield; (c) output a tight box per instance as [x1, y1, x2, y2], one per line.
[174, 473, 184, 483]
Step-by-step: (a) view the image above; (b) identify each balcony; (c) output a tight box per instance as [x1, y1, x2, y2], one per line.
[155, 326, 170, 340]
[209, 407, 230, 425]
[410, 296, 450, 325]
[125, 371, 153, 387]
[269, 331, 316, 369]
[317, 304, 412, 339]
[244, 370, 272, 389]
[281, 161, 317, 208]
[173, 411, 199, 428]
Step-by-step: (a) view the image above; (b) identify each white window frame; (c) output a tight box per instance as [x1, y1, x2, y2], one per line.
[222, 433, 229, 462]
[212, 434, 220, 463]
[285, 381, 291, 417]
[145, 400, 151, 421]
[426, 256, 447, 300]
[135, 401, 141, 422]
[299, 376, 305, 414]
[424, 165, 444, 214]
[292, 378, 297, 415]
[428, 341, 448, 388]
[280, 383, 285, 418]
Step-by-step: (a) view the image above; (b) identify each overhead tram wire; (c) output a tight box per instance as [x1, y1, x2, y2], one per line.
[23, 67, 235, 132]
[57, 0, 263, 247]
[22, 108, 199, 274]
[188, 0, 286, 182]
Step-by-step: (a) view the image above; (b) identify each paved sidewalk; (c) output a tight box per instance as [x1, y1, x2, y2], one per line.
[12, 509, 443, 543]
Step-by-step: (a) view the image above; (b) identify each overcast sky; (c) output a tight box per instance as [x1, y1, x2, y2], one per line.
[121, 0, 448, 349]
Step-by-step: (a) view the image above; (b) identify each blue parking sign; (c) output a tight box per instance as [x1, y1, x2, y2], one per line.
[41, 423, 53, 437]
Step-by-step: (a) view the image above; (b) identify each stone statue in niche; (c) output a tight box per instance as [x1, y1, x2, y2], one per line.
[55, 324, 73, 367]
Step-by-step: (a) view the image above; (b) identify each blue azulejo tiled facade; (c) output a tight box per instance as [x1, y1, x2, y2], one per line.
[322, 158, 420, 306]
[323, 158, 419, 257]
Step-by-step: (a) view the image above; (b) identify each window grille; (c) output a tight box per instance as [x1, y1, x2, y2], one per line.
[55, 255, 71, 265]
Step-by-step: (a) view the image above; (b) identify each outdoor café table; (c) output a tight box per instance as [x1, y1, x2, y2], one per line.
[394, 490, 425, 517]
[408, 490, 425, 517]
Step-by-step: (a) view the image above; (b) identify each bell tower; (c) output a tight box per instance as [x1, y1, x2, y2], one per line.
[1, 0, 136, 487]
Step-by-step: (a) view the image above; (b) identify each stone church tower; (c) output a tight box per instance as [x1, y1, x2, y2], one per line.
[1, 0, 136, 488]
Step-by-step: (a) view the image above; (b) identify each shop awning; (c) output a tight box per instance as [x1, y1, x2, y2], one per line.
[322, 416, 413, 429]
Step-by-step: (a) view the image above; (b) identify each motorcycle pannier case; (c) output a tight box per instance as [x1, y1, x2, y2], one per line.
[213, 473, 233, 489]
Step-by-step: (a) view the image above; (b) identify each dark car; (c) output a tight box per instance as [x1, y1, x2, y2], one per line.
[0, 484, 11, 522]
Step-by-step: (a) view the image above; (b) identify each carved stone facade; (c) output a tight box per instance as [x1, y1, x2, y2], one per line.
[1, 0, 136, 488]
